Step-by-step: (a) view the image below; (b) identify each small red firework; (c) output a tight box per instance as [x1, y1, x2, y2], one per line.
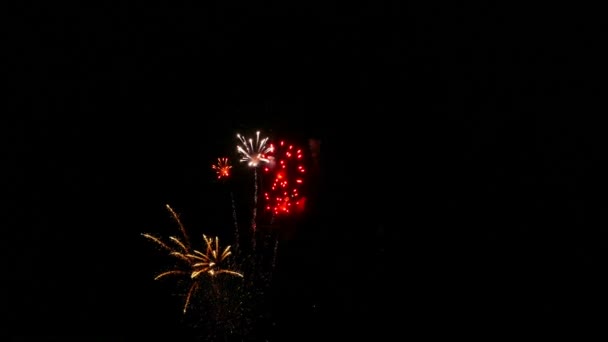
[262, 140, 306, 216]
[212, 157, 232, 179]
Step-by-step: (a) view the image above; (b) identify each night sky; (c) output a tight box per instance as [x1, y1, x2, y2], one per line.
[7, 2, 607, 340]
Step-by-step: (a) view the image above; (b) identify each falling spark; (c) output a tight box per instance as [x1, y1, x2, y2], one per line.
[271, 234, 279, 277]
[212, 157, 232, 179]
[252, 168, 258, 251]
[230, 191, 239, 255]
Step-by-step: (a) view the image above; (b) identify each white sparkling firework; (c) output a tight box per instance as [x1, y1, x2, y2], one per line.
[236, 131, 273, 167]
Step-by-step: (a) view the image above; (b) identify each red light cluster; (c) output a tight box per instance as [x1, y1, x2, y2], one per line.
[262, 140, 306, 216]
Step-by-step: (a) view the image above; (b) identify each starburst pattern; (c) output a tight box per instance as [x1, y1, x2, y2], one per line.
[191, 235, 243, 279]
[236, 131, 273, 167]
[212, 157, 232, 179]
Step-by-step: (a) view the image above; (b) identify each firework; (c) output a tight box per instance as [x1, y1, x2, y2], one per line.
[236, 131, 273, 252]
[262, 140, 306, 216]
[212, 157, 232, 179]
[236, 131, 273, 168]
[142, 204, 243, 314]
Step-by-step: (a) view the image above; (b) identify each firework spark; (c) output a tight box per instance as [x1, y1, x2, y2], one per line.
[263, 140, 306, 216]
[212, 157, 232, 179]
[236, 131, 273, 168]
[142, 204, 243, 314]
[191, 235, 243, 279]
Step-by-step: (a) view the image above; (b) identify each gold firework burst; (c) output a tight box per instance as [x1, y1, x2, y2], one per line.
[190, 234, 243, 279]
[142, 204, 243, 314]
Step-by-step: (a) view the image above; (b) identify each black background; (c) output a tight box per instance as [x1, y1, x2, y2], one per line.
[6, 1, 607, 340]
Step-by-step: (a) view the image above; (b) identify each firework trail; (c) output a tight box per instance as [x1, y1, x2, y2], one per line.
[230, 191, 239, 255]
[166, 203, 190, 250]
[271, 235, 279, 277]
[265, 214, 279, 285]
[252, 168, 258, 252]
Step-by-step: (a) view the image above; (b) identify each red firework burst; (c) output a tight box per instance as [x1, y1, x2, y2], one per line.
[262, 140, 306, 216]
[212, 157, 232, 179]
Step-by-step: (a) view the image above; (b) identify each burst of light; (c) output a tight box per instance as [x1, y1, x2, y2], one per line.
[142, 204, 243, 314]
[236, 131, 273, 167]
[212, 157, 232, 179]
[190, 235, 243, 279]
[263, 140, 306, 216]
